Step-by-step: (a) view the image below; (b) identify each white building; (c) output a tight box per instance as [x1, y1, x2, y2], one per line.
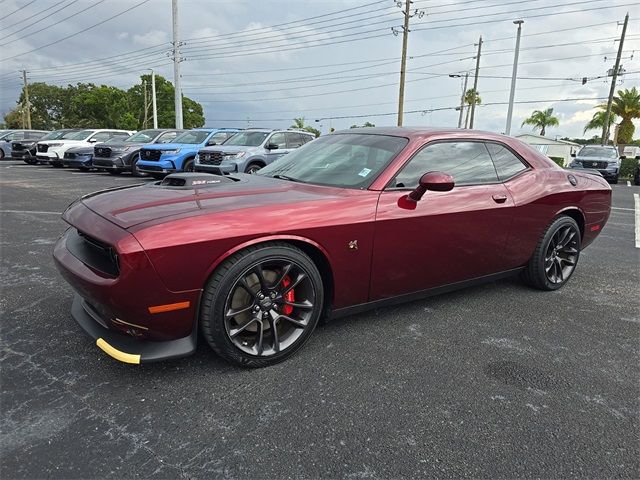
[516, 134, 581, 167]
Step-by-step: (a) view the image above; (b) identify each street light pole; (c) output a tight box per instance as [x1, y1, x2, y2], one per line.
[397, 0, 411, 127]
[505, 20, 524, 136]
[150, 69, 158, 129]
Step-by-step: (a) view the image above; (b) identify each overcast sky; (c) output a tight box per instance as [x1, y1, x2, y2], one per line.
[1, 0, 639, 138]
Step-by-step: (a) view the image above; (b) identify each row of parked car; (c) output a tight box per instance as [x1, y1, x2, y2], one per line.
[0, 127, 317, 179]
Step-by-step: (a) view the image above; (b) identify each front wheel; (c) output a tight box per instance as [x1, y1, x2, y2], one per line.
[522, 216, 581, 291]
[182, 158, 195, 172]
[108, 170, 122, 176]
[200, 242, 324, 367]
[245, 163, 263, 174]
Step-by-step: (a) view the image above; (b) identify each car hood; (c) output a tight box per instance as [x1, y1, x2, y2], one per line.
[142, 142, 199, 151]
[66, 146, 93, 154]
[575, 155, 618, 162]
[97, 141, 146, 149]
[199, 145, 257, 154]
[39, 139, 85, 145]
[80, 174, 349, 229]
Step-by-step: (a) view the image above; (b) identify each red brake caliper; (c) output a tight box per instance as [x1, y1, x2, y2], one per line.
[282, 275, 294, 315]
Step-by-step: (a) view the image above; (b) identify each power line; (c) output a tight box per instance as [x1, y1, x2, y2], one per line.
[0, 0, 107, 47]
[0, 0, 78, 34]
[3, 0, 37, 20]
[1, 0, 154, 61]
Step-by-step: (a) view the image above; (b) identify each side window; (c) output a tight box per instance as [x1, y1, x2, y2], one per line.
[26, 132, 43, 139]
[394, 141, 498, 188]
[301, 134, 314, 144]
[268, 132, 287, 149]
[486, 143, 528, 181]
[91, 132, 111, 142]
[157, 131, 178, 143]
[285, 132, 304, 148]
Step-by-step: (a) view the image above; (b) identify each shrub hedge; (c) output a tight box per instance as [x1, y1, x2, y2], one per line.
[549, 156, 565, 167]
[620, 157, 638, 179]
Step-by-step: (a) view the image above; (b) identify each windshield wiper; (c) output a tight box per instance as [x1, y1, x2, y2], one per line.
[272, 174, 305, 183]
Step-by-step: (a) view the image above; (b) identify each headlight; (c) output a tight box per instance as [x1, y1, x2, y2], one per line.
[195, 154, 200, 161]
[162, 148, 180, 154]
[224, 151, 245, 159]
[48, 143, 63, 147]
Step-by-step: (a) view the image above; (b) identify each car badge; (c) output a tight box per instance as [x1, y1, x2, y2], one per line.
[348, 240, 358, 251]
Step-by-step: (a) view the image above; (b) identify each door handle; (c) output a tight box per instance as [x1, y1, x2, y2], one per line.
[492, 194, 508, 204]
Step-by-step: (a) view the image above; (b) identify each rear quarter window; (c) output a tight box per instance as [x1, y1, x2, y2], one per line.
[486, 143, 528, 181]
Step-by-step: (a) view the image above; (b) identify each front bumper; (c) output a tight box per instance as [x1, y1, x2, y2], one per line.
[93, 155, 126, 169]
[569, 163, 619, 180]
[63, 157, 93, 168]
[53, 208, 201, 363]
[194, 162, 237, 174]
[71, 295, 197, 364]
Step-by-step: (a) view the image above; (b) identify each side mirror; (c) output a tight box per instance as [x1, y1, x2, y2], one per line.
[570, 152, 576, 157]
[88, 138, 98, 143]
[265, 143, 278, 150]
[207, 141, 217, 146]
[408, 171, 455, 202]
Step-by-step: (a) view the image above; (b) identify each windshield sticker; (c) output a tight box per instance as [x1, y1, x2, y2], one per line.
[358, 168, 372, 177]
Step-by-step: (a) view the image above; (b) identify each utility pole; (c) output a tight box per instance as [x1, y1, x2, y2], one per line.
[150, 69, 158, 128]
[457, 73, 469, 129]
[22, 70, 31, 129]
[505, 20, 523, 135]
[469, 36, 482, 129]
[171, 0, 183, 129]
[397, 0, 411, 126]
[602, 12, 628, 145]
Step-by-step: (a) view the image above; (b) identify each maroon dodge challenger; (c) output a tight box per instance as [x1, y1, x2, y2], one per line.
[53, 128, 611, 367]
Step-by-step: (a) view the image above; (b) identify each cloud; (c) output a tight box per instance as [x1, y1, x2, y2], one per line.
[133, 30, 169, 47]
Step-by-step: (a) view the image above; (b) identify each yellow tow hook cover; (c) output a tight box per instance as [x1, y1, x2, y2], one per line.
[96, 338, 141, 364]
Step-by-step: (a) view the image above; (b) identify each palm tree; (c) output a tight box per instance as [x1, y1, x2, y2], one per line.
[521, 108, 559, 136]
[291, 117, 305, 129]
[583, 110, 617, 135]
[463, 88, 481, 129]
[609, 87, 640, 144]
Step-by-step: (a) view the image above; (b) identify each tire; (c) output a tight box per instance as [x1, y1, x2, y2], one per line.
[200, 242, 324, 368]
[610, 175, 619, 185]
[522, 216, 581, 291]
[182, 158, 195, 172]
[151, 173, 165, 181]
[0, 150, 4, 160]
[245, 162, 264, 174]
[108, 170, 122, 176]
[130, 154, 144, 177]
[78, 166, 91, 172]
[51, 163, 63, 168]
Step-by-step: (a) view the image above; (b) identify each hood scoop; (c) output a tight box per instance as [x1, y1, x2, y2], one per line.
[154, 173, 236, 189]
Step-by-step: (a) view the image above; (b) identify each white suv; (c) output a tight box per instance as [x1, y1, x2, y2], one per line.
[36, 129, 134, 167]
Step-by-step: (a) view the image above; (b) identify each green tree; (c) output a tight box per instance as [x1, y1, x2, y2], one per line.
[463, 88, 481, 128]
[583, 110, 617, 135]
[521, 107, 559, 136]
[350, 121, 376, 128]
[606, 87, 640, 144]
[290, 116, 320, 137]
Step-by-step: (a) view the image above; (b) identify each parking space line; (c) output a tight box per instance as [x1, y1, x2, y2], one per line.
[0, 209, 61, 215]
[635, 193, 640, 249]
[628, 181, 632, 187]
[612, 207, 634, 211]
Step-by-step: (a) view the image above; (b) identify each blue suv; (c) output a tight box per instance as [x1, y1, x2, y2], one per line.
[137, 128, 240, 179]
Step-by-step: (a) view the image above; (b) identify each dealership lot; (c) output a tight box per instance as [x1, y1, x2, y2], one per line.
[1, 162, 638, 478]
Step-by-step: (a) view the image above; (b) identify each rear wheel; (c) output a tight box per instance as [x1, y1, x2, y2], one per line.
[522, 216, 581, 291]
[200, 242, 324, 367]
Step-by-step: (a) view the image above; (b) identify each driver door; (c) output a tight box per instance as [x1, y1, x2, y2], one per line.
[264, 132, 289, 163]
[370, 140, 515, 301]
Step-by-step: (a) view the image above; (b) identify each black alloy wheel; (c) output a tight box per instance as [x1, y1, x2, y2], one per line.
[522, 216, 581, 291]
[130, 154, 143, 177]
[200, 242, 324, 367]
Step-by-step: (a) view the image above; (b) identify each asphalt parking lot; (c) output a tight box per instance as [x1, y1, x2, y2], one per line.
[1, 161, 639, 479]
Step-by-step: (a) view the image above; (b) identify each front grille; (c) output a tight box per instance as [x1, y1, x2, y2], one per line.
[64, 152, 76, 159]
[582, 161, 608, 169]
[37, 144, 49, 153]
[12, 142, 26, 151]
[140, 149, 161, 161]
[139, 164, 164, 172]
[199, 151, 223, 165]
[94, 146, 112, 157]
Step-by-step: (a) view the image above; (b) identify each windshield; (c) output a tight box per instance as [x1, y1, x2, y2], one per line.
[60, 130, 80, 139]
[173, 130, 210, 144]
[223, 131, 268, 147]
[68, 130, 94, 140]
[578, 147, 618, 158]
[258, 133, 409, 188]
[126, 129, 162, 143]
[39, 130, 68, 141]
